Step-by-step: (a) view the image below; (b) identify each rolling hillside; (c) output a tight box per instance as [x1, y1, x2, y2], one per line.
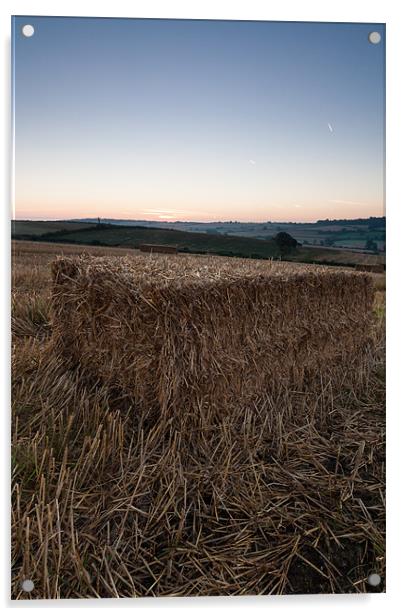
[12, 220, 385, 266]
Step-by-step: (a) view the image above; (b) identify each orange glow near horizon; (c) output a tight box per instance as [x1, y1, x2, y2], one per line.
[13, 135, 384, 223]
[14, 192, 384, 223]
[13, 199, 385, 223]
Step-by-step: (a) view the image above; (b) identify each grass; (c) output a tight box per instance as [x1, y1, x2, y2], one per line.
[11, 240, 385, 599]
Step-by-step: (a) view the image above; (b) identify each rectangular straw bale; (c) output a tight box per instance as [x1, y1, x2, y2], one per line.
[355, 263, 385, 274]
[139, 244, 178, 254]
[51, 255, 374, 422]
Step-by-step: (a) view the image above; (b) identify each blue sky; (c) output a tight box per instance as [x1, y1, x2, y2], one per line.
[13, 17, 385, 222]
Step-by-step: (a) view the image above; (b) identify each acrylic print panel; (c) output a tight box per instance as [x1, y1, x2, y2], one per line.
[11, 16, 385, 599]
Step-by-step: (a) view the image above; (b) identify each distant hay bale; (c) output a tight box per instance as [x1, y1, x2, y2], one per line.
[355, 263, 385, 274]
[51, 255, 374, 429]
[139, 244, 178, 254]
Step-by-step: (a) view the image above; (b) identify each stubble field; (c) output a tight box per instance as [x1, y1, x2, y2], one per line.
[11, 240, 385, 599]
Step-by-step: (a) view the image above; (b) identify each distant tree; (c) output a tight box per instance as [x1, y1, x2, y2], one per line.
[366, 239, 379, 253]
[274, 231, 298, 255]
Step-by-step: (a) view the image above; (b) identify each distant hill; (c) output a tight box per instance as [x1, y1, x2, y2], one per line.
[12, 219, 385, 267]
[12, 220, 98, 236]
[316, 216, 385, 227]
[12, 220, 282, 259]
[69, 216, 385, 252]
[72, 216, 385, 227]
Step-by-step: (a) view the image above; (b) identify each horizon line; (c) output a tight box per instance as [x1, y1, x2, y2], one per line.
[13, 215, 385, 225]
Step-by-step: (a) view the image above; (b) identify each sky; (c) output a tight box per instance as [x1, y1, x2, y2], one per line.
[12, 17, 385, 223]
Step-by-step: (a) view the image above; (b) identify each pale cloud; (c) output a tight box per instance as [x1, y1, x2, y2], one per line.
[143, 208, 213, 216]
[330, 199, 366, 206]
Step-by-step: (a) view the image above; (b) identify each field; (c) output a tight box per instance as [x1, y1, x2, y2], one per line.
[12, 220, 386, 267]
[66, 217, 386, 253]
[11, 220, 98, 236]
[11, 240, 385, 598]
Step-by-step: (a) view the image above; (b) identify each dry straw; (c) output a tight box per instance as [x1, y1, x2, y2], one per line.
[51, 255, 374, 437]
[139, 244, 178, 254]
[12, 244, 384, 598]
[355, 264, 385, 274]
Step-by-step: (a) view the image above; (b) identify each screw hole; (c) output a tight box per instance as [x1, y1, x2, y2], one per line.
[368, 32, 381, 45]
[367, 573, 381, 587]
[22, 24, 35, 38]
[21, 579, 34, 592]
